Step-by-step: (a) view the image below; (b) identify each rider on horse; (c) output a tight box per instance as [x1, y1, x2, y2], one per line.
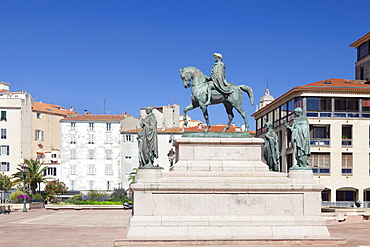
[205, 53, 233, 106]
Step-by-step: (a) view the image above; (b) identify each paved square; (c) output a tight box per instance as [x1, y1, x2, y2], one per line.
[0, 209, 130, 247]
[1, 209, 370, 246]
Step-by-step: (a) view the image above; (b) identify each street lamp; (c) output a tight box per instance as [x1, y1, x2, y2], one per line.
[21, 165, 28, 212]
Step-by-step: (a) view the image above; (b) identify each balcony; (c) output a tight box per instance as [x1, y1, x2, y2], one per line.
[310, 139, 330, 146]
[342, 139, 352, 146]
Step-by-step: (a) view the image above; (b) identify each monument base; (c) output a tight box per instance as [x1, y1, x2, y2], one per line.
[115, 238, 346, 246]
[124, 137, 343, 244]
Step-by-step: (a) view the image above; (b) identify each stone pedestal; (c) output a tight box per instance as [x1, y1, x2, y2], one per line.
[122, 137, 344, 245]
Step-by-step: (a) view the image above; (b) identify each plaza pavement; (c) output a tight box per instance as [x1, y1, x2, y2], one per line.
[1, 208, 370, 247]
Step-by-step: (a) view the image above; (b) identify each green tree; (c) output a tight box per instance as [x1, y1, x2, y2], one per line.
[0, 173, 13, 202]
[12, 159, 49, 195]
[0, 173, 12, 192]
[44, 179, 68, 203]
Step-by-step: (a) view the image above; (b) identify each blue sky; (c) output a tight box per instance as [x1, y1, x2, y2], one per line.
[1, 0, 369, 130]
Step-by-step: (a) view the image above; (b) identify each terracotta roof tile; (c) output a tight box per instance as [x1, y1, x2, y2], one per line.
[32, 102, 76, 116]
[297, 78, 370, 90]
[123, 125, 255, 134]
[62, 114, 129, 122]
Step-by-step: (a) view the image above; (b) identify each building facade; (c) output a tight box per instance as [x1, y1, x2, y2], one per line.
[0, 82, 73, 178]
[252, 79, 370, 205]
[0, 82, 33, 175]
[60, 113, 140, 192]
[350, 32, 370, 81]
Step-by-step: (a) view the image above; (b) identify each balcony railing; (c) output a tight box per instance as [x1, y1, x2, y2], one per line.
[306, 112, 332, 118]
[312, 168, 330, 174]
[310, 139, 330, 146]
[321, 201, 355, 207]
[342, 139, 352, 146]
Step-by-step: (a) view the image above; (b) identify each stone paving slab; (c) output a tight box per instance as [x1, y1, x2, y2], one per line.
[1, 208, 370, 246]
[0, 208, 130, 247]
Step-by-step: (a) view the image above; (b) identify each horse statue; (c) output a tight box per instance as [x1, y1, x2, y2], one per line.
[179, 66, 254, 132]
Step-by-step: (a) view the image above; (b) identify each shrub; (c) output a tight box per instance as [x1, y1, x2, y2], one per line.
[32, 193, 44, 201]
[65, 194, 83, 204]
[9, 191, 31, 203]
[110, 188, 128, 202]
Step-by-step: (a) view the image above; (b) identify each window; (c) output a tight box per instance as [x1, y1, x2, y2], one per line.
[36, 113, 41, 119]
[342, 125, 352, 146]
[37, 153, 43, 160]
[51, 153, 57, 158]
[35, 130, 44, 140]
[105, 164, 113, 174]
[335, 98, 359, 112]
[70, 122, 76, 131]
[106, 149, 112, 159]
[70, 164, 76, 174]
[89, 180, 94, 190]
[44, 167, 57, 176]
[124, 163, 132, 175]
[70, 133, 76, 144]
[359, 41, 369, 60]
[360, 67, 365, 80]
[309, 153, 330, 175]
[125, 148, 132, 159]
[342, 153, 353, 175]
[124, 134, 134, 142]
[0, 162, 9, 171]
[88, 134, 94, 144]
[363, 98, 370, 113]
[70, 180, 76, 190]
[310, 125, 330, 146]
[107, 181, 112, 191]
[70, 149, 76, 159]
[89, 123, 94, 131]
[106, 123, 112, 132]
[0, 145, 10, 155]
[88, 164, 95, 175]
[88, 149, 95, 159]
[1, 128, 6, 139]
[105, 134, 112, 143]
[306, 97, 331, 112]
[1, 111, 7, 121]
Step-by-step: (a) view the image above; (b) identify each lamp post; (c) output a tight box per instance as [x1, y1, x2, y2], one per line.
[21, 165, 28, 212]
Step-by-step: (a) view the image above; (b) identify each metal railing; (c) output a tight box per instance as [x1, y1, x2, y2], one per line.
[321, 201, 355, 208]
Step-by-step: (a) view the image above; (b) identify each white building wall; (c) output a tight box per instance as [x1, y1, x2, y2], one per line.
[60, 121, 122, 192]
[0, 91, 32, 176]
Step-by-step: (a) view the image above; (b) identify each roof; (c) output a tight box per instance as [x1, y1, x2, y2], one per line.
[296, 78, 370, 90]
[61, 114, 129, 122]
[32, 101, 75, 116]
[349, 32, 370, 48]
[123, 124, 255, 134]
[252, 78, 370, 117]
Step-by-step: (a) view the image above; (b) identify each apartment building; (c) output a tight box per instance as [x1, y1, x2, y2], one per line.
[252, 78, 370, 205]
[60, 113, 140, 192]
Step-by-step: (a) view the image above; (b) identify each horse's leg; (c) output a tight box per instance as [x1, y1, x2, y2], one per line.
[223, 102, 234, 132]
[234, 104, 249, 132]
[183, 103, 197, 126]
[200, 104, 211, 132]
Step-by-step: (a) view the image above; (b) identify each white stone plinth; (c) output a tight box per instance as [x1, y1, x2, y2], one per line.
[126, 137, 334, 242]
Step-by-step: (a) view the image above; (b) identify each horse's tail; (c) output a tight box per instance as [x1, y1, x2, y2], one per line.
[239, 85, 254, 106]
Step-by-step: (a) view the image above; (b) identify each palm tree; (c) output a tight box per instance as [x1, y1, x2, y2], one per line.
[12, 159, 49, 195]
[0, 173, 13, 202]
